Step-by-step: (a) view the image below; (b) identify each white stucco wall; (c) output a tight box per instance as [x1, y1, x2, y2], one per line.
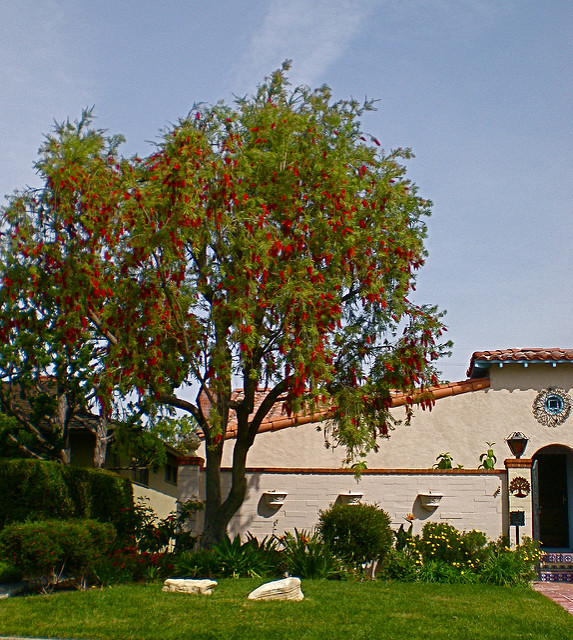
[132, 483, 178, 520]
[213, 364, 573, 472]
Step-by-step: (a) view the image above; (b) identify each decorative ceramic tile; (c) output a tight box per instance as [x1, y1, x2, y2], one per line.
[541, 553, 573, 564]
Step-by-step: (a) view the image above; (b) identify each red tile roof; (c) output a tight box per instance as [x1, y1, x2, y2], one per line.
[467, 348, 573, 377]
[223, 377, 490, 439]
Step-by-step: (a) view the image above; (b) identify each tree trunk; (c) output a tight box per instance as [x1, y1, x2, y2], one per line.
[56, 388, 71, 464]
[201, 437, 250, 547]
[202, 445, 224, 546]
[92, 415, 110, 468]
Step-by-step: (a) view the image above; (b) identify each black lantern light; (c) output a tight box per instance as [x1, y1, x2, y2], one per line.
[505, 432, 529, 459]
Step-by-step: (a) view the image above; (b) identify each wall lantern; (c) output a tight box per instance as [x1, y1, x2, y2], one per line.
[262, 490, 287, 507]
[336, 491, 363, 505]
[418, 491, 443, 511]
[505, 432, 529, 459]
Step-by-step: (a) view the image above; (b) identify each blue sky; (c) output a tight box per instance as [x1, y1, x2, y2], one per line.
[1, 0, 571, 381]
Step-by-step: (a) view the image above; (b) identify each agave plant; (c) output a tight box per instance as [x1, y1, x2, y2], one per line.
[279, 529, 340, 579]
[212, 535, 277, 578]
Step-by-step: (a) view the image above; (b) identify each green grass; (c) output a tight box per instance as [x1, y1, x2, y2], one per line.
[0, 580, 571, 640]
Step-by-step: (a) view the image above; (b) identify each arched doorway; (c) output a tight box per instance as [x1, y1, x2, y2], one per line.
[533, 445, 573, 550]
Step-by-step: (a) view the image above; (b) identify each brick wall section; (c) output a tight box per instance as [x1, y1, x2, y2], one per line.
[180, 466, 507, 542]
[504, 458, 533, 468]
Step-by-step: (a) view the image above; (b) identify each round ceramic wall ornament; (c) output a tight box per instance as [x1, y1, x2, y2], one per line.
[532, 388, 572, 427]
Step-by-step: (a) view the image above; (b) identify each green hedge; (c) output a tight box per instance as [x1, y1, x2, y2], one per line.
[0, 459, 133, 533]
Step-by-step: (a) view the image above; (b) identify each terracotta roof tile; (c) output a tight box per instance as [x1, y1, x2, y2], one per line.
[467, 348, 573, 377]
[221, 377, 490, 439]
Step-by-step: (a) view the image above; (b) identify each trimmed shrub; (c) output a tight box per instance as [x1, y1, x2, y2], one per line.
[318, 503, 393, 569]
[0, 519, 115, 590]
[63, 465, 134, 537]
[0, 459, 133, 532]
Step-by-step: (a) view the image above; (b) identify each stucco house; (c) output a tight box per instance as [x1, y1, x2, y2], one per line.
[70, 427, 180, 519]
[179, 348, 573, 563]
[0, 379, 180, 520]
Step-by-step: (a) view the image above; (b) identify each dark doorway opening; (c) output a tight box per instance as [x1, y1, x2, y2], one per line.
[535, 453, 569, 548]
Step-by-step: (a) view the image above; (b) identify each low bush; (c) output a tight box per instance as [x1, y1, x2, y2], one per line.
[211, 535, 277, 578]
[416, 522, 488, 571]
[318, 503, 393, 570]
[0, 519, 115, 591]
[170, 535, 278, 580]
[377, 548, 419, 582]
[0, 559, 22, 583]
[279, 529, 341, 579]
[417, 560, 477, 584]
[92, 546, 173, 586]
[117, 497, 203, 553]
[379, 521, 541, 586]
[478, 536, 542, 586]
[172, 548, 221, 579]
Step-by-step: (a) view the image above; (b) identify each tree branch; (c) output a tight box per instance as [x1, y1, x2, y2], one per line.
[86, 308, 118, 347]
[156, 392, 204, 428]
[247, 378, 288, 444]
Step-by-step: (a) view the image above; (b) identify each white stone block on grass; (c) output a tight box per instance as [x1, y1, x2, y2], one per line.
[163, 578, 218, 595]
[0, 582, 27, 599]
[248, 577, 304, 601]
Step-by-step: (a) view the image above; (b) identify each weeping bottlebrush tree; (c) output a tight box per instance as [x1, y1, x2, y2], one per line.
[0, 63, 450, 544]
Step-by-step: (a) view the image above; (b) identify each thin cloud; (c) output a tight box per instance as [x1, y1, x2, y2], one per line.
[233, 0, 376, 92]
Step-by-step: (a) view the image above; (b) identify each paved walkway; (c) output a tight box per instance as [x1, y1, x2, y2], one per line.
[533, 581, 573, 614]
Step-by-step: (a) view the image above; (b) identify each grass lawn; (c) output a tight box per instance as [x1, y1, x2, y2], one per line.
[0, 580, 572, 640]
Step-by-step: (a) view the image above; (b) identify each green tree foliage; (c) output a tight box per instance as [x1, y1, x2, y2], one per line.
[0, 63, 449, 543]
[0, 206, 118, 466]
